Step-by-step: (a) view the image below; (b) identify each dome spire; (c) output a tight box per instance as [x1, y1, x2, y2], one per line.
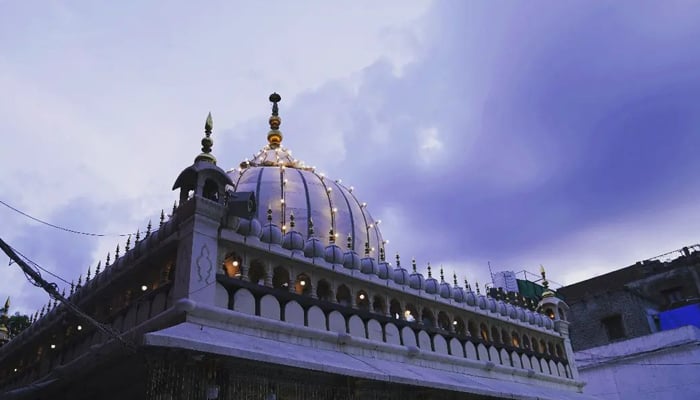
[540, 265, 555, 298]
[195, 112, 217, 164]
[267, 92, 283, 148]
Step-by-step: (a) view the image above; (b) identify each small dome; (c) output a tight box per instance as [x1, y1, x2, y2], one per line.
[534, 313, 544, 327]
[393, 266, 409, 285]
[304, 237, 324, 259]
[237, 218, 262, 238]
[437, 269, 452, 299]
[377, 261, 390, 280]
[497, 301, 508, 317]
[282, 230, 304, 251]
[343, 250, 361, 270]
[452, 285, 466, 303]
[477, 295, 488, 310]
[409, 272, 425, 290]
[487, 298, 497, 313]
[527, 311, 537, 325]
[324, 244, 343, 264]
[508, 305, 518, 320]
[424, 265, 439, 294]
[261, 223, 283, 245]
[439, 282, 452, 299]
[465, 291, 477, 306]
[544, 317, 554, 330]
[425, 278, 438, 294]
[360, 256, 378, 275]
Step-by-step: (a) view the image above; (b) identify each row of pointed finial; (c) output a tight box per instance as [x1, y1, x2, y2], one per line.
[28, 205, 180, 325]
[395, 253, 483, 295]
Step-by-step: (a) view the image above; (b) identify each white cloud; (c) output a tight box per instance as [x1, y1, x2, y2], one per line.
[417, 126, 443, 163]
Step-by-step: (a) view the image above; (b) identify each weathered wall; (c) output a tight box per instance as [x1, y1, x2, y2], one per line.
[577, 325, 700, 400]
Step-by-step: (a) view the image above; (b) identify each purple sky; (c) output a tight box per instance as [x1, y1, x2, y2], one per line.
[2, 1, 700, 314]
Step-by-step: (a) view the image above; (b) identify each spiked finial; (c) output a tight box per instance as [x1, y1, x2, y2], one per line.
[328, 229, 335, 244]
[440, 267, 445, 282]
[39, 306, 45, 318]
[289, 212, 296, 228]
[540, 264, 555, 298]
[77, 275, 82, 288]
[86, 266, 91, 282]
[172, 201, 177, 217]
[412, 258, 417, 272]
[106, 252, 111, 267]
[61, 288, 66, 298]
[159, 210, 165, 228]
[70, 281, 75, 295]
[146, 220, 152, 237]
[135, 229, 141, 242]
[464, 278, 470, 291]
[453, 272, 458, 286]
[427, 263, 432, 278]
[308, 217, 314, 236]
[195, 112, 217, 164]
[267, 208, 272, 222]
[395, 253, 401, 267]
[267, 93, 283, 148]
[476, 281, 480, 295]
[115, 244, 120, 259]
[364, 242, 370, 256]
[95, 261, 101, 276]
[125, 235, 131, 252]
[379, 247, 385, 261]
[346, 234, 352, 250]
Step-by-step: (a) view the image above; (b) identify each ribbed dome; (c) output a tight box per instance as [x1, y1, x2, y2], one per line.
[424, 265, 439, 295]
[229, 145, 385, 261]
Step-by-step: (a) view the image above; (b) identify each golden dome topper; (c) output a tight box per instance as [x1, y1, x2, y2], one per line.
[267, 92, 283, 148]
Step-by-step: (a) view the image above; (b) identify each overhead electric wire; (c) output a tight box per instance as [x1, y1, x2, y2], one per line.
[0, 237, 137, 352]
[7, 244, 72, 286]
[0, 199, 134, 237]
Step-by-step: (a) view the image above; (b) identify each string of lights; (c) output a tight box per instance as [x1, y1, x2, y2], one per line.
[0, 199, 135, 237]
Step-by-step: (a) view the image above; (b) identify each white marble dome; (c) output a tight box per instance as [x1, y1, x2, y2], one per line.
[227, 96, 385, 261]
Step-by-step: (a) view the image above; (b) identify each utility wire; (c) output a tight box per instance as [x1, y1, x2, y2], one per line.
[0, 199, 135, 237]
[8, 245, 72, 286]
[0, 237, 137, 352]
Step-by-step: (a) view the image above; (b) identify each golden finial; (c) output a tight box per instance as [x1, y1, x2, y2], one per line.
[267, 93, 283, 148]
[540, 264, 555, 298]
[195, 112, 217, 164]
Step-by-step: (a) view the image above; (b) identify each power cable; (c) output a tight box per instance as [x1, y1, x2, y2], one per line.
[0, 237, 137, 352]
[0, 199, 135, 237]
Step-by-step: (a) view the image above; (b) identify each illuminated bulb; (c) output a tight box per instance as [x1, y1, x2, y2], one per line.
[371, 247, 375, 251]
[453, 320, 458, 326]
[232, 260, 239, 267]
[359, 294, 366, 300]
[141, 285, 148, 292]
[369, 224, 374, 228]
[361, 202, 367, 207]
[300, 280, 306, 287]
[385, 240, 390, 244]
[50, 344, 56, 349]
[349, 186, 354, 192]
[319, 172, 325, 178]
[332, 207, 338, 213]
[284, 179, 288, 184]
[282, 225, 287, 231]
[326, 187, 332, 192]
[280, 199, 285, 204]
[377, 220, 382, 224]
[335, 233, 339, 238]
[13, 368, 17, 372]
[77, 325, 83, 331]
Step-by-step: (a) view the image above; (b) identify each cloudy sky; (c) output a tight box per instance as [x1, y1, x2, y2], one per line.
[2, 1, 700, 314]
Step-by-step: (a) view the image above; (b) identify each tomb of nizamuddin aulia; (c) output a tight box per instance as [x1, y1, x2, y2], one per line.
[0, 94, 599, 400]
